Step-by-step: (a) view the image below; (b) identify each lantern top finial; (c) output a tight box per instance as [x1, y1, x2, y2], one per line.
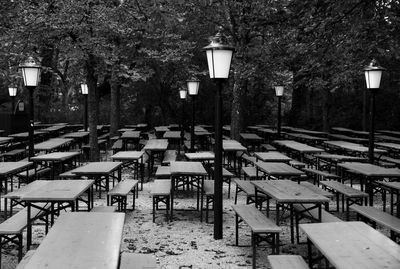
[364, 59, 385, 72]
[203, 27, 235, 51]
[19, 56, 41, 68]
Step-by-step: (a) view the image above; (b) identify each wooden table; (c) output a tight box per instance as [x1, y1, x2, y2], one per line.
[376, 135, 400, 143]
[300, 221, 400, 269]
[23, 212, 125, 269]
[20, 180, 95, 249]
[143, 139, 169, 175]
[273, 140, 324, 162]
[286, 127, 328, 137]
[285, 133, 328, 145]
[252, 180, 329, 243]
[337, 162, 400, 205]
[0, 137, 13, 146]
[240, 133, 263, 151]
[110, 151, 144, 189]
[71, 162, 122, 201]
[376, 181, 400, 217]
[254, 152, 292, 163]
[170, 161, 208, 221]
[254, 162, 304, 180]
[0, 161, 33, 197]
[377, 130, 400, 138]
[120, 131, 141, 150]
[328, 133, 369, 144]
[314, 153, 367, 171]
[154, 126, 170, 138]
[324, 140, 386, 157]
[375, 142, 400, 155]
[34, 138, 74, 153]
[223, 140, 247, 173]
[63, 131, 89, 148]
[30, 152, 81, 180]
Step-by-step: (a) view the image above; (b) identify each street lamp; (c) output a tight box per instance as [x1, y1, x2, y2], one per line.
[81, 83, 89, 131]
[364, 59, 385, 164]
[187, 78, 200, 152]
[8, 86, 17, 114]
[274, 86, 284, 138]
[204, 28, 234, 240]
[179, 88, 187, 153]
[19, 56, 41, 159]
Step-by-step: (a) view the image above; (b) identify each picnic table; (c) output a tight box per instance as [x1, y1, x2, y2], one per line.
[38, 125, 67, 136]
[163, 131, 181, 142]
[8, 131, 47, 141]
[34, 138, 74, 153]
[337, 162, 400, 206]
[273, 140, 324, 162]
[376, 181, 400, 217]
[257, 128, 278, 142]
[377, 130, 400, 138]
[331, 127, 370, 138]
[300, 221, 400, 269]
[120, 131, 141, 150]
[324, 140, 386, 157]
[23, 212, 125, 269]
[30, 152, 80, 180]
[314, 153, 367, 171]
[0, 161, 33, 197]
[254, 152, 292, 163]
[110, 151, 144, 189]
[223, 140, 247, 173]
[375, 142, 400, 155]
[154, 126, 170, 138]
[20, 179, 95, 249]
[285, 133, 328, 145]
[328, 133, 369, 144]
[285, 127, 328, 137]
[63, 131, 90, 148]
[170, 161, 208, 221]
[143, 139, 169, 175]
[254, 162, 305, 180]
[376, 134, 400, 143]
[252, 180, 329, 243]
[0, 137, 13, 146]
[240, 133, 263, 151]
[71, 162, 122, 201]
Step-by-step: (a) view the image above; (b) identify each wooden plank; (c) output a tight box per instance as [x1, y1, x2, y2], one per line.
[170, 161, 207, 176]
[110, 151, 144, 160]
[350, 205, 400, 234]
[72, 162, 122, 175]
[268, 255, 309, 269]
[108, 180, 138, 196]
[320, 181, 368, 198]
[232, 205, 281, 233]
[0, 162, 33, 176]
[120, 253, 157, 269]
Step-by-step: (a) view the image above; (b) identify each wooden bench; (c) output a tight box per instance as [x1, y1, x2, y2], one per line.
[267, 255, 309, 269]
[58, 168, 80, 179]
[162, 150, 177, 166]
[0, 204, 50, 264]
[16, 167, 52, 185]
[241, 166, 258, 180]
[293, 203, 342, 243]
[302, 167, 340, 185]
[234, 179, 268, 209]
[90, 206, 117, 212]
[1, 149, 26, 162]
[320, 180, 368, 219]
[237, 153, 256, 168]
[150, 180, 171, 222]
[232, 205, 281, 269]
[155, 166, 171, 178]
[119, 252, 157, 269]
[350, 205, 400, 242]
[299, 182, 334, 199]
[111, 139, 123, 154]
[261, 144, 277, 151]
[202, 180, 214, 223]
[209, 167, 235, 198]
[15, 250, 36, 269]
[289, 160, 307, 169]
[107, 180, 139, 211]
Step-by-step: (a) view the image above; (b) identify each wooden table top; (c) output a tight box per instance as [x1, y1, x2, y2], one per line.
[35, 138, 73, 151]
[273, 140, 324, 153]
[63, 131, 89, 139]
[9, 131, 47, 138]
[72, 162, 122, 175]
[324, 141, 386, 154]
[300, 221, 400, 269]
[315, 153, 367, 162]
[110, 151, 144, 160]
[375, 142, 400, 151]
[286, 133, 328, 142]
[258, 128, 278, 134]
[376, 135, 400, 143]
[23, 212, 125, 269]
[20, 180, 94, 201]
[154, 126, 170, 132]
[222, 140, 247, 151]
[380, 181, 400, 190]
[287, 127, 327, 136]
[0, 137, 13, 145]
[252, 180, 329, 203]
[143, 139, 169, 151]
[255, 162, 305, 177]
[254, 152, 292, 162]
[240, 133, 263, 141]
[170, 161, 207, 176]
[4, 180, 51, 199]
[377, 130, 400, 138]
[328, 134, 369, 143]
[31, 152, 80, 162]
[121, 131, 141, 139]
[185, 152, 215, 160]
[163, 131, 181, 139]
[338, 162, 400, 177]
[0, 161, 33, 176]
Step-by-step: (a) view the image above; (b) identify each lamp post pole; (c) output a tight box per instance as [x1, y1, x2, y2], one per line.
[368, 89, 376, 164]
[81, 83, 89, 131]
[28, 86, 35, 158]
[187, 79, 200, 153]
[179, 88, 187, 153]
[11, 96, 15, 114]
[9, 87, 17, 114]
[204, 28, 234, 240]
[277, 96, 282, 138]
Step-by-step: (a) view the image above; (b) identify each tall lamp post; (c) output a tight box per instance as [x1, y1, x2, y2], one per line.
[204, 29, 234, 240]
[364, 59, 385, 164]
[187, 79, 200, 152]
[274, 86, 284, 138]
[81, 83, 89, 131]
[19, 57, 41, 159]
[8, 86, 17, 114]
[179, 88, 187, 153]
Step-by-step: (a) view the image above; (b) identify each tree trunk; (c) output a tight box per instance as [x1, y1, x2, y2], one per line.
[288, 71, 307, 127]
[86, 54, 100, 161]
[321, 89, 330, 132]
[110, 79, 121, 137]
[230, 71, 246, 140]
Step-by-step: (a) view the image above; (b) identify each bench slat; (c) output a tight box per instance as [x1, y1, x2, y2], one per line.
[120, 253, 157, 269]
[350, 205, 400, 234]
[108, 180, 138, 196]
[320, 181, 368, 198]
[293, 204, 342, 223]
[268, 255, 309, 269]
[300, 182, 334, 198]
[232, 205, 281, 233]
[150, 180, 171, 196]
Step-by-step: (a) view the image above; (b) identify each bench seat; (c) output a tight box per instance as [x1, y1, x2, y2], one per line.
[162, 150, 177, 166]
[234, 179, 268, 209]
[150, 180, 171, 222]
[90, 206, 117, 212]
[15, 250, 36, 269]
[261, 144, 277, 151]
[350, 205, 400, 241]
[299, 182, 334, 198]
[119, 252, 157, 269]
[289, 160, 307, 169]
[268, 255, 309, 269]
[303, 167, 340, 185]
[111, 139, 123, 153]
[241, 166, 257, 180]
[232, 204, 281, 269]
[107, 180, 138, 211]
[17, 167, 51, 183]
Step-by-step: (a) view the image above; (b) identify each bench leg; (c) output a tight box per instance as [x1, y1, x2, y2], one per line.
[152, 197, 156, 222]
[17, 234, 23, 261]
[251, 232, 256, 269]
[235, 213, 239, 246]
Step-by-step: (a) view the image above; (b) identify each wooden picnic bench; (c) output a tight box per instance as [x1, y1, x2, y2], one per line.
[232, 204, 281, 269]
[267, 255, 309, 269]
[107, 179, 138, 211]
[302, 167, 341, 185]
[16, 167, 52, 185]
[162, 150, 177, 166]
[90, 206, 117, 212]
[119, 252, 157, 269]
[320, 180, 368, 219]
[233, 179, 268, 209]
[350, 205, 400, 242]
[112, 139, 123, 153]
[241, 166, 258, 180]
[15, 250, 36, 269]
[155, 166, 171, 178]
[150, 180, 171, 222]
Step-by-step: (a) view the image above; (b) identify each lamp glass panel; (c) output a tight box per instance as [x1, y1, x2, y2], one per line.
[275, 86, 284, 96]
[8, 87, 17, 97]
[206, 49, 233, 79]
[81, 84, 88, 94]
[365, 70, 382, 89]
[21, 67, 41, 86]
[187, 81, 199, 95]
[179, 89, 187, 99]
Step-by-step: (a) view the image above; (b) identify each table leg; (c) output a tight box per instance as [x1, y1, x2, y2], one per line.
[290, 203, 294, 243]
[170, 177, 174, 221]
[26, 202, 32, 250]
[307, 238, 313, 267]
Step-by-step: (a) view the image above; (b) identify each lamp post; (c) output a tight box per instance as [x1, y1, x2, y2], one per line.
[19, 56, 41, 159]
[8, 86, 17, 114]
[274, 86, 284, 138]
[364, 59, 385, 164]
[81, 83, 89, 131]
[204, 29, 234, 240]
[187, 79, 200, 152]
[179, 88, 187, 153]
